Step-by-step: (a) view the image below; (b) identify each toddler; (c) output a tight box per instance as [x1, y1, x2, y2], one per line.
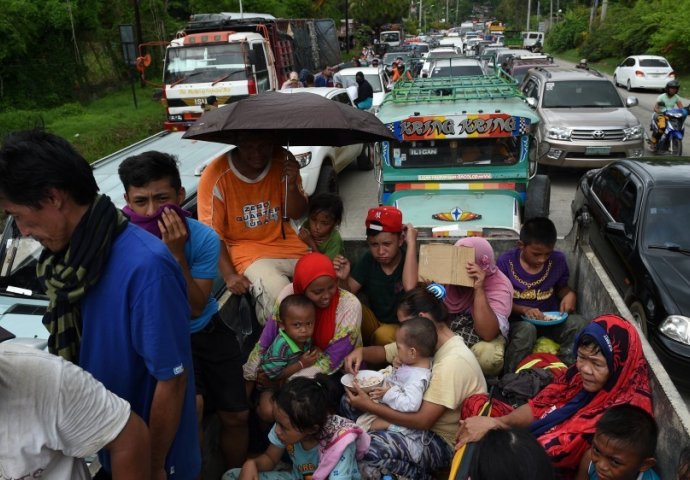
[356, 316, 436, 434]
[224, 376, 369, 480]
[576, 405, 659, 480]
[257, 294, 319, 422]
[299, 193, 344, 260]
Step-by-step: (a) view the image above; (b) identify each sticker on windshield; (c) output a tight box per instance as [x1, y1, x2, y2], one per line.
[545, 82, 555, 91]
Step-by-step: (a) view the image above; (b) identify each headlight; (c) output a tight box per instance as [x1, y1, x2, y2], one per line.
[547, 127, 571, 140]
[294, 152, 312, 168]
[660, 315, 690, 345]
[623, 125, 643, 141]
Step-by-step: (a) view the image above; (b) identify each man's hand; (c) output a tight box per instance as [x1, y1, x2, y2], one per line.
[403, 223, 418, 248]
[466, 261, 486, 289]
[299, 348, 320, 368]
[333, 255, 351, 281]
[159, 208, 188, 260]
[283, 154, 301, 188]
[226, 273, 252, 295]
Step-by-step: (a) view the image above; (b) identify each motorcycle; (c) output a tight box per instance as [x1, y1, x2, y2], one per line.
[647, 108, 687, 155]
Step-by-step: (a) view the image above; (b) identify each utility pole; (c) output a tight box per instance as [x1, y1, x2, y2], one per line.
[345, 0, 349, 51]
[419, 0, 423, 29]
[601, 0, 608, 22]
[527, 0, 531, 31]
[549, 0, 553, 31]
[446, 0, 449, 25]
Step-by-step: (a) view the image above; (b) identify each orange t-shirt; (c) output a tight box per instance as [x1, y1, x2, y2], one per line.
[198, 151, 308, 273]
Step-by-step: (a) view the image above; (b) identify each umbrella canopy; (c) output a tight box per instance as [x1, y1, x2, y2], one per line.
[182, 90, 396, 146]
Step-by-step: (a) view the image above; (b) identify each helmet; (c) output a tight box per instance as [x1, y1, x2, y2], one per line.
[666, 80, 680, 93]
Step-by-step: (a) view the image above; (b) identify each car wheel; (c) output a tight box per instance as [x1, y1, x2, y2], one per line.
[629, 301, 649, 338]
[671, 137, 683, 156]
[356, 144, 374, 171]
[626, 79, 632, 92]
[524, 174, 551, 220]
[314, 163, 338, 196]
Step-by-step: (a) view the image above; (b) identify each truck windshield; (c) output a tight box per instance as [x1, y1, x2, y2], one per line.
[164, 44, 248, 85]
[542, 80, 623, 108]
[389, 137, 519, 168]
[0, 220, 46, 298]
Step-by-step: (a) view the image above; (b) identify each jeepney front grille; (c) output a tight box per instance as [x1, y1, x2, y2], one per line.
[571, 129, 625, 141]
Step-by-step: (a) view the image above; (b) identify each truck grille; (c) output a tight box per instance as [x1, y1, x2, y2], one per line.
[571, 129, 625, 141]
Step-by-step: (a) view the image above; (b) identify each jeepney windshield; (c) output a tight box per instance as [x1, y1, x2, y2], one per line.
[0, 219, 46, 298]
[164, 44, 248, 84]
[388, 137, 520, 168]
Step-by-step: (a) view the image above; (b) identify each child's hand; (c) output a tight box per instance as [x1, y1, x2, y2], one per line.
[299, 348, 320, 368]
[369, 384, 391, 400]
[333, 255, 351, 280]
[238, 459, 259, 480]
[560, 291, 577, 314]
[299, 226, 313, 243]
[522, 307, 545, 320]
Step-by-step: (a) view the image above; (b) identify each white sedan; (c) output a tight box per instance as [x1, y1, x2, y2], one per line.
[279, 87, 370, 196]
[613, 55, 675, 92]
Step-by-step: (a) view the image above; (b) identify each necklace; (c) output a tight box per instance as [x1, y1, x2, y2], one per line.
[508, 259, 553, 289]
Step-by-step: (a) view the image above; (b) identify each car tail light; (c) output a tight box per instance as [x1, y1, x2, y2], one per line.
[669, 71, 676, 79]
[247, 78, 257, 95]
[634, 70, 645, 77]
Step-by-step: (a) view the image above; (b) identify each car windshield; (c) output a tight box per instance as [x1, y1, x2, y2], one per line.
[643, 187, 690, 248]
[542, 80, 623, 108]
[0, 219, 46, 298]
[389, 137, 520, 168]
[639, 59, 669, 68]
[383, 53, 410, 65]
[337, 73, 384, 92]
[164, 44, 248, 84]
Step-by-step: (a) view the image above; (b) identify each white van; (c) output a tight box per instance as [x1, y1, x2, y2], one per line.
[522, 31, 544, 50]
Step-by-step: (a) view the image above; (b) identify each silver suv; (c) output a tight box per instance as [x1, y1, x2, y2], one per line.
[521, 66, 644, 168]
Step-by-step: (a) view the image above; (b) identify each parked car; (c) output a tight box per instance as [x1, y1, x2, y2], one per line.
[279, 88, 370, 195]
[613, 55, 676, 92]
[571, 159, 690, 387]
[520, 66, 644, 168]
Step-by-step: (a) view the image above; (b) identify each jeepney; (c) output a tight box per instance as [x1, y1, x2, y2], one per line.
[375, 75, 549, 238]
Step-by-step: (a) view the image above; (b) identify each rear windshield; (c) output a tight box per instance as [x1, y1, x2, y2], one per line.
[542, 80, 623, 108]
[639, 59, 669, 68]
[389, 138, 519, 168]
[337, 73, 384, 92]
[431, 66, 485, 77]
[164, 44, 248, 84]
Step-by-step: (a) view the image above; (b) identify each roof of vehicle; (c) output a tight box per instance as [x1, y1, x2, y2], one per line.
[525, 66, 608, 82]
[610, 159, 690, 186]
[624, 55, 669, 60]
[337, 66, 381, 75]
[279, 87, 349, 97]
[429, 54, 479, 62]
[377, 76, 540, 123]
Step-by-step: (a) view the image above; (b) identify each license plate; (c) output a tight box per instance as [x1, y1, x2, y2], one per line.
[585, 146, 611, 155]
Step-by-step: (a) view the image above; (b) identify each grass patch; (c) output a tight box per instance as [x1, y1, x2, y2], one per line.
[0, 85, 166, 162]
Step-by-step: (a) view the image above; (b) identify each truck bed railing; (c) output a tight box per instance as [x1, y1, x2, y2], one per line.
[383, 76, 524, 104]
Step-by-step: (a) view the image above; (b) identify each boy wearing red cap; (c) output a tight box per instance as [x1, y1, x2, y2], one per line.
[333, 206, 419, 345]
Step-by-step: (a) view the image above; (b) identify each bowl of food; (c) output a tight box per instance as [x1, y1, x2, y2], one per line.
[340, 370, 384, 393]
[521, 311, 568, 326]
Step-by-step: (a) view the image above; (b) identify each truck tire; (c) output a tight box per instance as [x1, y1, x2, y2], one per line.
[524, 174, 551, 220]
[357, 144, 374, 171]
[314, 164, 338, 196]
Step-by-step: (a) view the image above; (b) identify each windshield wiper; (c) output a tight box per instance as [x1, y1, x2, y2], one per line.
[211, 70, 245, 86]
[648, 243, 690, 255]
[170, 71, 203, 87]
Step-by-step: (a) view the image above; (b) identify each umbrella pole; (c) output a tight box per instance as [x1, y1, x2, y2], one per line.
[283, 144, 289, 222]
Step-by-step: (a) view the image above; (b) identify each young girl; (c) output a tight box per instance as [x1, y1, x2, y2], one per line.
[299, 193, 344, 260]
[225, 375, 369, 480]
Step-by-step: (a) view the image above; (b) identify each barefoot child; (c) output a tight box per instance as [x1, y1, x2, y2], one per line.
[224, 376, 369, 480]
[256, 295, 319, 422]
[356, 316, 436, 434]
[299, 193, 344, 260]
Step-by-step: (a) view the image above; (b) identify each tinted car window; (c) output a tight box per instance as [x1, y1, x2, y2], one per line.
[432, 65, 484, 77]
[542, 80, 623, 108]
[617, 181, 638, 232]
[592, 166, 628, 219]
[644, 187, 690, 246]
[522, 78, 540, 100]
[639, 59, 669, 67]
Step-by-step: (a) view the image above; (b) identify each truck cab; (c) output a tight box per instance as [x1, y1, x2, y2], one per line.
[375, 75, 549, 238]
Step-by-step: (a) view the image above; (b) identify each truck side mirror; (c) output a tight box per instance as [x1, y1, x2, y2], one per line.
[605, 221, 627, 238]
[626, 97, 639, 107]
[526, 97, 537, 108]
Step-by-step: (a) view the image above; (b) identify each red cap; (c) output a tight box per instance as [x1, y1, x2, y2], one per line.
[365, 206, 403, 233]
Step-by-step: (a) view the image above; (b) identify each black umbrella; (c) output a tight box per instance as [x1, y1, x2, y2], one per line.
[182, 90, 396, 146]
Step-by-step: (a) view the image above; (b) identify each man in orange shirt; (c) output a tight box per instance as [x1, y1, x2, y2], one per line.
[198, 134, 308, 324]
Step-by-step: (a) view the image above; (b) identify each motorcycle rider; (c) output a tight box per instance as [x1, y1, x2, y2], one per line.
[651, 80, 684, 149]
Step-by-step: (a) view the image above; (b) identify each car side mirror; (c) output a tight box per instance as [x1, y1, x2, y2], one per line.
[605, 221, 627, 238]
[526, 97, 537, 108]
[626, 97, 639, 107]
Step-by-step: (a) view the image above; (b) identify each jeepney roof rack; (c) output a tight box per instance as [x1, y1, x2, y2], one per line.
[382, 75, 524, 104]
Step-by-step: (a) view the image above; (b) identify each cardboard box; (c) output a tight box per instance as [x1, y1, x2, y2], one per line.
[418, 243, 475, 287]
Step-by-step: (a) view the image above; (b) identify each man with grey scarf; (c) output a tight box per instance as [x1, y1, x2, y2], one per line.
[0, 130, 200, 480]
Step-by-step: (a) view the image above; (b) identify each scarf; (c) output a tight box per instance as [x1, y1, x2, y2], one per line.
[528, 314, 653, 476]
[292, 253, 339, 350]
[443, 237, 513, 318]
[37, 195, 128, 362]
[313, 415, 370, 480]
[121, 203, 191, 238]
